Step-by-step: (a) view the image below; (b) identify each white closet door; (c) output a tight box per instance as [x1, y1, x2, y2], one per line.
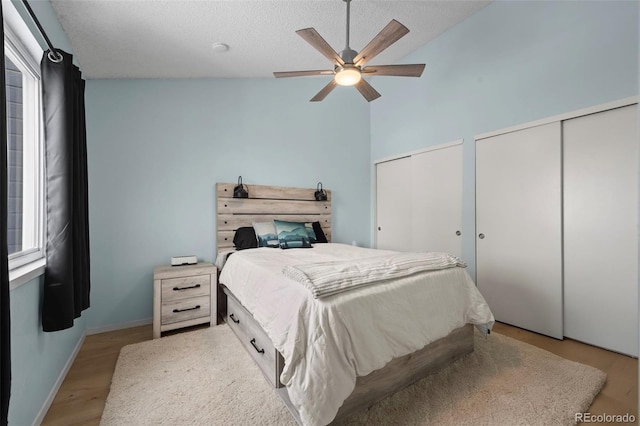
[376, 157, 412, 251]
[563, 104, 639, 356]
[476, 122, 563, 339]
[411, 145, 463, 258]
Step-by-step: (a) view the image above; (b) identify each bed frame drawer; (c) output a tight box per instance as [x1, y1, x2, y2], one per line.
[224, 288, 284, 388]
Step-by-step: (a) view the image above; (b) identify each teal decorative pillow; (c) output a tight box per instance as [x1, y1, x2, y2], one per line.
[274, 220, 312, 249]
[253, 221, 279, 248]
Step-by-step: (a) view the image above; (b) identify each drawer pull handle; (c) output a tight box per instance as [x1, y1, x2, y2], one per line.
[250, 338, 265, 354]
[173, 284, 201, 291]
[173, 305, 201, 313]
[229, 313, 240, 324]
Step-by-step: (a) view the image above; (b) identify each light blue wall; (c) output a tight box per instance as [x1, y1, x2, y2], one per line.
[6, 0, 639, 423]
[370, 0, 639, 278]
[84, 78, 371, 328]
[10, 277, 85, 426]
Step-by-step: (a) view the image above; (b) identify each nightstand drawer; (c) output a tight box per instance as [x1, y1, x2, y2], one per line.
[161, 295, 211, 325]
[161, 275, 210, 302]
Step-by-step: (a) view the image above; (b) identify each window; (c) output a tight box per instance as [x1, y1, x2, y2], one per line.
[4, 4, 44, 272]
[6, 55, 23, 255]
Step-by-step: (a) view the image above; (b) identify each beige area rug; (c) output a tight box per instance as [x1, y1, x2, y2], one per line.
[100, 325, 606, 426]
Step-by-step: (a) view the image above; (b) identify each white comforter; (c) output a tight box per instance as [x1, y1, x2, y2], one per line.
[219, 244, 494, 426]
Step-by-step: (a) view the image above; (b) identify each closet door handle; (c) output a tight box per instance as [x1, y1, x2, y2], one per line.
[456, 230, 461, 236]
[250, 338, 265, 354]
[478, 233, 485, 239]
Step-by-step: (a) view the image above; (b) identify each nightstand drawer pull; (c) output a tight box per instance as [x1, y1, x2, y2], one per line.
[172, 284, 201, 291]
[229, 313, 240, 324]
[250, 338, 265, 354]
[173, 305, 201, 313]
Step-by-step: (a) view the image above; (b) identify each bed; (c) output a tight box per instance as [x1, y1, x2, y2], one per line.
[215, 182, 494, 425]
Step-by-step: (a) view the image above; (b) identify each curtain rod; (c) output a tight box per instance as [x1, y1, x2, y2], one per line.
[20, 0, 63, 63]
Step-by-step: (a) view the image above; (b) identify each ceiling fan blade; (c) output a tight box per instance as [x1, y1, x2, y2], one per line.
[353, 20, 409, 67]
[296, 28, 345, 66]
[310, 80, 338, 102]
[274, 70, 334, 78]
[354, 79, 381, 102]
[362, 64, 425, 77]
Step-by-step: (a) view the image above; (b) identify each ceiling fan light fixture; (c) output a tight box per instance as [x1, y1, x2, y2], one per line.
[334, 66, 361, 86]
[273, 0, 424, 101]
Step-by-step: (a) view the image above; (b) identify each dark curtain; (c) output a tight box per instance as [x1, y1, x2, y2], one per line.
[41, 50, 90, 332]
[0, 3, 10, 423]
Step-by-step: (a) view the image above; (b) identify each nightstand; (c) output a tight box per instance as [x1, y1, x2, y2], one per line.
[153, 262, 217, 338]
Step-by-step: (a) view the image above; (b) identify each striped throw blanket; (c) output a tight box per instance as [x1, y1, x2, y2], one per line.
[282, 252, 466, 299]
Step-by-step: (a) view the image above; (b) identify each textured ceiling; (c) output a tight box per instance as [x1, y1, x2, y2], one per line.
[50, 0, 491, 79]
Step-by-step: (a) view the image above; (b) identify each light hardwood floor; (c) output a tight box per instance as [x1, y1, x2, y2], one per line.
[41, 322, 638, 426]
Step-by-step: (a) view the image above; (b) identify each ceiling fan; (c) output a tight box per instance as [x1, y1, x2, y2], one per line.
[273, 0, 425, 102]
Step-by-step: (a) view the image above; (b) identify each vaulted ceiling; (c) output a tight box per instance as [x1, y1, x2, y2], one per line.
[50, 0, 491, 79]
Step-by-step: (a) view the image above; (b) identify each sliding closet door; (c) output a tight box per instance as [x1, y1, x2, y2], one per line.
[476, 122, 563, 339]
[376, 157, 412, 250]
[411, 145, 463, 258]
[563, 104, 639, 356]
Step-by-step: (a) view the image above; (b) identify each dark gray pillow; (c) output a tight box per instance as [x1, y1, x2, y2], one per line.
[312, 221, 328, 243]
[233, 227, 258, 250]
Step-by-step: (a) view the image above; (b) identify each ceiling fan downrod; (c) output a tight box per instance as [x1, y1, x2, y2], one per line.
[340, 0, 357, 64]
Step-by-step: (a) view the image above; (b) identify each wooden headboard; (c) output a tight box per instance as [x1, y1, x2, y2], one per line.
[216, 182, 332, 251]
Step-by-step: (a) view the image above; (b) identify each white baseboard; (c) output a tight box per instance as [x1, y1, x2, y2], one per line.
[87, 317, 152, 335]
[32, 317, 153, 425]
[32, 330, 87, 426]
